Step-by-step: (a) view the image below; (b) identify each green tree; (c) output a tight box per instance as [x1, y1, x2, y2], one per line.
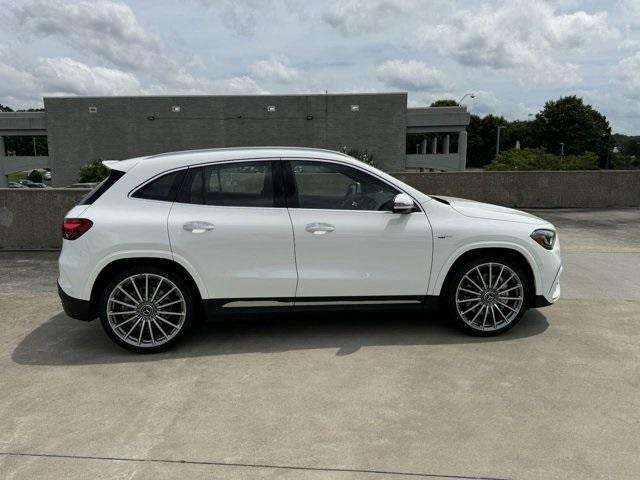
[28, 169, 43, 182]
[79, 160, 109, 182]
[430, 99, 459, 107]
[0, 104, 14, 112]
[532, 95, 609, 165]
[466, 114, 508, 168]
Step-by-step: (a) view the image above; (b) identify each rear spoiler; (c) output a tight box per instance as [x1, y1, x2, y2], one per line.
[102, 159, 137, 172]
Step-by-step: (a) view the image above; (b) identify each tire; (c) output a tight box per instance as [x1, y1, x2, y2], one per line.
[444, 255, 531, 336]
[99, 266, 195, 353]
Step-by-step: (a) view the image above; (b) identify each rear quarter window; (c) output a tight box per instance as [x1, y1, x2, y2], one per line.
[131, 170, 186, 202]
[79, 169, 125, 205]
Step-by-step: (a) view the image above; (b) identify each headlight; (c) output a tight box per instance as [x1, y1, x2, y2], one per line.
[530, 229, 556, 250]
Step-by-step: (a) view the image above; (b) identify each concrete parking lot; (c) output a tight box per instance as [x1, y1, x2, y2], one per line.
[1, 208, 639, 479]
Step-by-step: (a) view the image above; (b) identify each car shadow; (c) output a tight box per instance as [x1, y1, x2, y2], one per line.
[12, 307, 549, 366]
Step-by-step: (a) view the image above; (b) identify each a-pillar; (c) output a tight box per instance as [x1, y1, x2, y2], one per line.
[458, 130, 468, 171]
[0, 136, 7, 188]
[430, 136, 437, 154]
[443, 134, 450, 154]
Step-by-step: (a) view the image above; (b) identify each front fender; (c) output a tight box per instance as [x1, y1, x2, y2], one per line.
[428, 241, 542, 296]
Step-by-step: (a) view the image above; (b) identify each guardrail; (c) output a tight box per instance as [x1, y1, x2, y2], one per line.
[1, 170, 639, 249]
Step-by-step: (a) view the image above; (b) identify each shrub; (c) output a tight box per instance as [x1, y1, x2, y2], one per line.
[341, 147, 374, 166]
[79, 160, 109, 182]
[486, 148, 598, 171]
[27, 169, 43, 183]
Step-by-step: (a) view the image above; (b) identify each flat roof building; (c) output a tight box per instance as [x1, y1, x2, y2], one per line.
[0, 93, 470, 187]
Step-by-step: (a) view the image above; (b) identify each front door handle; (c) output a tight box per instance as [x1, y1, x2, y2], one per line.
[183, 221, 215, 233]
[305, 222, 335, 235]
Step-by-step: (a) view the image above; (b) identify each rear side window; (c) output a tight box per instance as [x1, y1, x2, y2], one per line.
[132, 170, 186, 202]
[176, 161, 276, 207]
[79, 169, 125, 205]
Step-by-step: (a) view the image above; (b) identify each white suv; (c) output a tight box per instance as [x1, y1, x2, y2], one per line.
[58, 147, 562, 353]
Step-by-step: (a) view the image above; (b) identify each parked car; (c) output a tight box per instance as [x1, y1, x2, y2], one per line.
[58, 147, 562, 353]
[8, 181, 27, 188]
[18, 179, 47, 188]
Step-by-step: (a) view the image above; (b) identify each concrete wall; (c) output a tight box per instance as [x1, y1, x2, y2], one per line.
[394, 170, 640, 208]
[44, 94, 408, 186]
[2, 170, 639, 249]
[0, 189, 88, 249]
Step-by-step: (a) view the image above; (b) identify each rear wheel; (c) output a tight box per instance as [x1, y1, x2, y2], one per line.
[445, 256, 531, 336]
[99, 267, 194, 353]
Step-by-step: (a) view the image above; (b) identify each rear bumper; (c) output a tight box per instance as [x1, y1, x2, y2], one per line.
[58, 282, 93, 321]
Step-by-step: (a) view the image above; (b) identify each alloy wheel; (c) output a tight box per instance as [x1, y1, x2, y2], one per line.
[455, 262, 524, 332]
[106, 273, 186, 348]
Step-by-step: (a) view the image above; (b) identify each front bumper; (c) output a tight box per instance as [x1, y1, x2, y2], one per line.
[58, 282, 93, 321]
[534, 265, 562, 308]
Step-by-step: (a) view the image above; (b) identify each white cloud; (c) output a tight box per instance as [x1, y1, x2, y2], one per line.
[216, 76, 270, 95]
[251, 57, 299, 83]
[35, 57, 143, 96]
[195, 0, 266, 35]
[613, 52, 640, 101]
[322, 0, 411, 36]
[377, 60, 446, 91]
[415, 1, 616, 77]
[10, 0, 161, 71]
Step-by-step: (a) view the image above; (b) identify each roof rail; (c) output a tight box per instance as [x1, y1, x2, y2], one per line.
[145, 146, 352, 160]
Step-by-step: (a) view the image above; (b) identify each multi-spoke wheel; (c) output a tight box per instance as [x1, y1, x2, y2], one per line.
[99, 267, 194, 352]
[445, 256, 531, 336]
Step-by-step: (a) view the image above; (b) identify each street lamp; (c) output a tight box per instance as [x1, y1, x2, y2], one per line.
[496, 125, 507, 156]
[458, 93, 475, 104]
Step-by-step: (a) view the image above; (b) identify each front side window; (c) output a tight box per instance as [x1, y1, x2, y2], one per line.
[289, 160, 399, 211]
[177, 161, 275, 207]
[132, 170, 185, 202]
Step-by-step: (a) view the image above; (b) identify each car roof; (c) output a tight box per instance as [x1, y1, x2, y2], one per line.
[105, 147, 354, 172]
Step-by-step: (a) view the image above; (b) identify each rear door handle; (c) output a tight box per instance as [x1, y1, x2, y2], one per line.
[183, 221, 215, 233]
[305, 222, 335, 234]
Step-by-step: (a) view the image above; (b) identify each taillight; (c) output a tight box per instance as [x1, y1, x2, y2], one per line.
[62, 218, 93, 240]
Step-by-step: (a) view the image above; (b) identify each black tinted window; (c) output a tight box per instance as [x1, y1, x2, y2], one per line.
[132, 170, 185, 202]
[79, 169, 125, 205]
[177, 161, 275, 207]
[290, 161, 398, 211]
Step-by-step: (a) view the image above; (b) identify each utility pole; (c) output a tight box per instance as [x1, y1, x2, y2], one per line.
[496, 125, 506, 156]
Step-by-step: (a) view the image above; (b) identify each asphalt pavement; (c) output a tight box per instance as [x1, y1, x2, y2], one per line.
[1, 208, 639, 479]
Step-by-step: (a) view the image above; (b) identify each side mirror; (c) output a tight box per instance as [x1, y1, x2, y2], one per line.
[392, 193, 415, 213]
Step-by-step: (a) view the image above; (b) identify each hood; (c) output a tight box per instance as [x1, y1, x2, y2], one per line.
[432, 196, 545, 225]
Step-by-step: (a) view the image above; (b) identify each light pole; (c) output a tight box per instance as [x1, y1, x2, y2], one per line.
[496, 125, 507, 156]
[458, 93, 475, 104]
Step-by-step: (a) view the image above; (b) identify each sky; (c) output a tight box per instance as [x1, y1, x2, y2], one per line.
[0, 0, 638, 134]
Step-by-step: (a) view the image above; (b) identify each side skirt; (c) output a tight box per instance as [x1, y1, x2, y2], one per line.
[203, 295, 440, 320]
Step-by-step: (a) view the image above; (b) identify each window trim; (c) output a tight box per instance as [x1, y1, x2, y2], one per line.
[283, 158, 421, 213]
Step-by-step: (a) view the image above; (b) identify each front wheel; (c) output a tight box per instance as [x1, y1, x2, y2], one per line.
[99, 267, 194, 353]
[445, 256, 531, 336]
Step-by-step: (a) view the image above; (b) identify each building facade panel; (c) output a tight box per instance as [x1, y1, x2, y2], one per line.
[44, 93, 408, 186]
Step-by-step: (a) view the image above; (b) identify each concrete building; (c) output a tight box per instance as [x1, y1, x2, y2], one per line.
[0, 93, 470, 187]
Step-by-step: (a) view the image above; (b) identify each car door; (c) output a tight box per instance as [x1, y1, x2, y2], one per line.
[285, 159, 432, 298]
[167, 159, 297, 300]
